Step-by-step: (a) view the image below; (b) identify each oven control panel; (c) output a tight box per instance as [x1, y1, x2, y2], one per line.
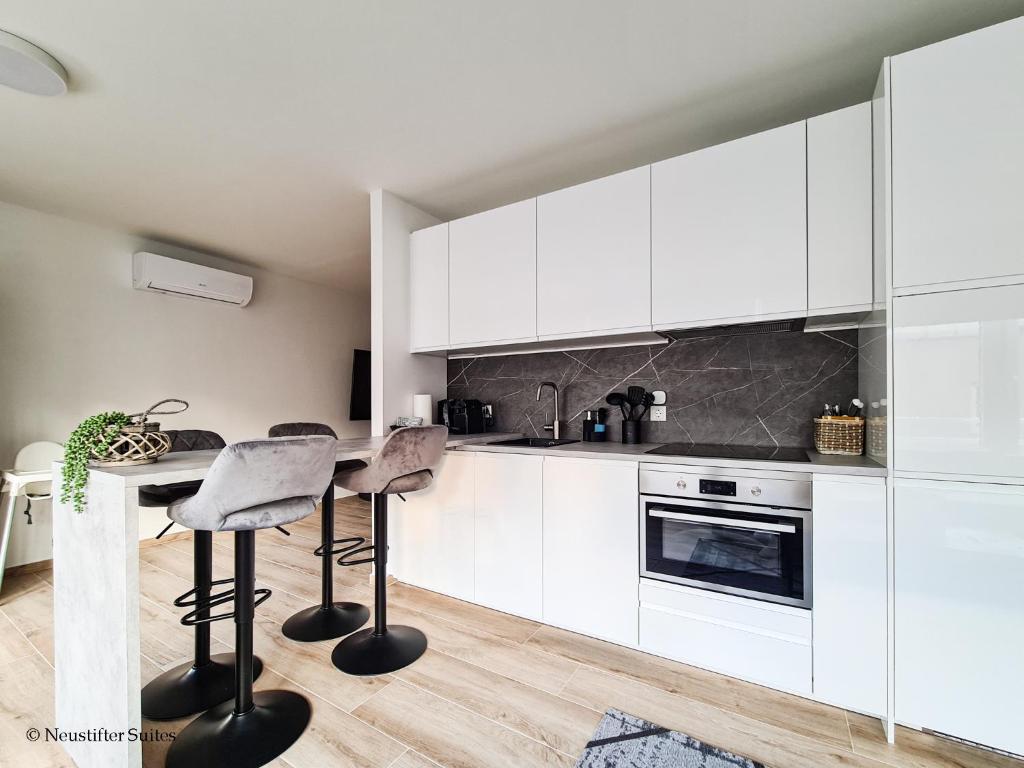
[699, 478, 736, 496]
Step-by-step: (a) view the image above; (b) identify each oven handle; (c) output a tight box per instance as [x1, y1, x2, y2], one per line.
[648, 507, 797, 534]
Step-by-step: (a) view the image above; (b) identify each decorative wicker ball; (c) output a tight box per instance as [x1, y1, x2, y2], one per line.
[88, 423, 172, 467]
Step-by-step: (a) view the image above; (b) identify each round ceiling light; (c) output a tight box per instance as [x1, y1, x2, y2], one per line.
[0, 29, 68, 96]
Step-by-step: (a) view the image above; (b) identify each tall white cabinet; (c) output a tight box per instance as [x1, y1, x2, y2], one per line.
[651, 121, 807, 329]
[448, 199, 537, 347]
[536, 167, 651, 339]
[807, 103, 873, 314]
[894, 480, 1024, 756]
[890, 17, 1024, 290]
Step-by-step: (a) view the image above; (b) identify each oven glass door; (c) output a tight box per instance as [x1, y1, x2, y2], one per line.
[642, 499, 807, 606]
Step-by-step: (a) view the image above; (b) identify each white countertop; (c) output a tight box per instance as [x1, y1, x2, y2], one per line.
[81, 433, 520, 487]
[78, 431, 883, 486]
[455, 439, 886, 477]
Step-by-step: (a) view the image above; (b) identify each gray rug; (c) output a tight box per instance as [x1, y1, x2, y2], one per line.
[576, 709, 765, 768]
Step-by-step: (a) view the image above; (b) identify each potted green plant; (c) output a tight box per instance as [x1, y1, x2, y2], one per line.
[60, 399, 189, 512]
[60, 411, 130, 513]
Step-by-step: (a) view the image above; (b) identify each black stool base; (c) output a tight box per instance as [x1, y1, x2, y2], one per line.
[331, 625, 427, 676]
[281, 602, 370, 642]
[141, 653, 263, 721]
[165, 690, 310, 768]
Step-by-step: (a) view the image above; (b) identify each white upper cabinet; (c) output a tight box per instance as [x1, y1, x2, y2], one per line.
[409, 222, 449, 351]
[537, 167, 651, 338]
[449, 199, 537, 347]
[652, 121, 807, 329]
[891, 17, 1024, 290]
[893, 282, 1024, 480]
[807, 103, 873, 313]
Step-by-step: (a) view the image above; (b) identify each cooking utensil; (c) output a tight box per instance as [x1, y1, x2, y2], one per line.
[626, 386, 646, 420]
[605, 392, 630, 421]
[634, 391, 655, 421]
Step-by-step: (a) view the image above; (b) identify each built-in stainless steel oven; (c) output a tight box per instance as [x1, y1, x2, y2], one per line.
[640, 464, 812, 609]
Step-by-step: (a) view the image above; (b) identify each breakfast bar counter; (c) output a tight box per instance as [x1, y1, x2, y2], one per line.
[50, 432, 512, 768]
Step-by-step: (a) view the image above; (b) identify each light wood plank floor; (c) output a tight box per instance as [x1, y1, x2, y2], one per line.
[0, 496, 1016, 768]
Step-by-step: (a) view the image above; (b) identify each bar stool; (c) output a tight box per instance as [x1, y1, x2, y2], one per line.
[268, 423, 369, 642]
[164, 435, 337, 768]
[331, 425, 448, 676]
[139, 430, 264, 721]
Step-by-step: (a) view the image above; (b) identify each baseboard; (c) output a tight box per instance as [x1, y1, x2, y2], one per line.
[3, 559, 52, 577]
[140, 530, 192, 547]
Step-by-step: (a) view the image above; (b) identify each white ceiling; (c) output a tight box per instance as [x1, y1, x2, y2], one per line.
[2, 1, 1022, 291]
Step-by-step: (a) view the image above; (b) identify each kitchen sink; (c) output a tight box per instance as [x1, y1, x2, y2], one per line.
[486, 437, 580, 448]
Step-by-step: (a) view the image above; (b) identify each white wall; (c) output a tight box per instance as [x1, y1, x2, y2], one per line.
[370, 190, 446, 436]
[0, 200, 370, 567]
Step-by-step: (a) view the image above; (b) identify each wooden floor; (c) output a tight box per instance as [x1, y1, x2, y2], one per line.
[0, 496, 1016, 768]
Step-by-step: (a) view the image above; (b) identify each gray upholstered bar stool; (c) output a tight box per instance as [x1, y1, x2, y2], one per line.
[268, 422, 369, 642]
[164, 435, 337, 768]
[139, 430, 267, 720]
[332, 425, 448, 676]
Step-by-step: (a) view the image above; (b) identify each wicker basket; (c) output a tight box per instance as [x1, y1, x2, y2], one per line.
[88, 399, 188, 467]
[813, 416, 865, 456]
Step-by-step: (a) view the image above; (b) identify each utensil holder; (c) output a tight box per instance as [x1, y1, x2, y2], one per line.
[813, 416, 865, 456]
[621, 420, 641, 445]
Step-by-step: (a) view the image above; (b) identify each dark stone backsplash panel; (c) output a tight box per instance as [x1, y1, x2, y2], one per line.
[447, 329, 859, 447]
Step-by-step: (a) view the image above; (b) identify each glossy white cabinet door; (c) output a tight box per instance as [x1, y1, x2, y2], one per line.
[894, 480, 1024, 755]
[536, 167, 651, 338]
[893, 283, 1024, 479]
[389, 452, 475, 602]
[473, 453, 544, 620]
[811, 476, 886, 715]
[449, 199, 537, 347]
[652, 121, 807, 328]
[891, 17, 1024, 289]
[409, 223, 449, 351]
[807, 103, 873, 314]
[542, 457, 639, 646]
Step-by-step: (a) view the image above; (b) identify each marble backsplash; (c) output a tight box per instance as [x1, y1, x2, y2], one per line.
[447, 328, 859, 447]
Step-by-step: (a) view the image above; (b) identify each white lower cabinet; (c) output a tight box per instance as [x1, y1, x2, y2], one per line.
[811, 475, 887, 715]
[542, 457, 639, 646]
[894, 480, 1024, 756]
[389, 451, 475, 602]
[473, 453, 544, 620]
[639, 580, 812, 695]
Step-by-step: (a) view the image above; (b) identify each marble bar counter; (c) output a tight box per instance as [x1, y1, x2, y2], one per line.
[50, 431, 513, 768]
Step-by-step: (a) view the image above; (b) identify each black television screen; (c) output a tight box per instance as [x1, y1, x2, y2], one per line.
[349, 349, 371, 421]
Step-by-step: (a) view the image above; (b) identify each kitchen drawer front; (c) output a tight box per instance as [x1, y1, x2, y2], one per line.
[640, 579, 811, 639]
[893, 283, 1024, 479]
[639, 589, 812, 695]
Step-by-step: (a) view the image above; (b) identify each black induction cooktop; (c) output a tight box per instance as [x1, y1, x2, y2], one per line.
[644, 443, 811, 462]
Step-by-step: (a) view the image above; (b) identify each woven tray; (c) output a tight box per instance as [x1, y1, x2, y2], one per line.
[814, 416, 865, 456]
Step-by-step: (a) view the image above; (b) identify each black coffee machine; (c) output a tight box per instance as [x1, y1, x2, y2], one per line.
[438, 399, 492, 434]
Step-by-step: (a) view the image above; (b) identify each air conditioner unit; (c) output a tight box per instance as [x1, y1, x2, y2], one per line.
[132, 252, 253, 307]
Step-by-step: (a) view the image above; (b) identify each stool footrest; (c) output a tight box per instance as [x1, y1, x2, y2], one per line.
[337, 544, 375, 567]
[173, 576, 234, 608]
[314, 536, 366, 558]
[180, 587, 272, 626]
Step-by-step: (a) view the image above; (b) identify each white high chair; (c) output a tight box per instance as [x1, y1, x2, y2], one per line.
[0, 441, 63, 595]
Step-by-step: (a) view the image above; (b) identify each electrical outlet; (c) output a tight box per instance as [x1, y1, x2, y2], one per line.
[650, 405, 667, 422]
